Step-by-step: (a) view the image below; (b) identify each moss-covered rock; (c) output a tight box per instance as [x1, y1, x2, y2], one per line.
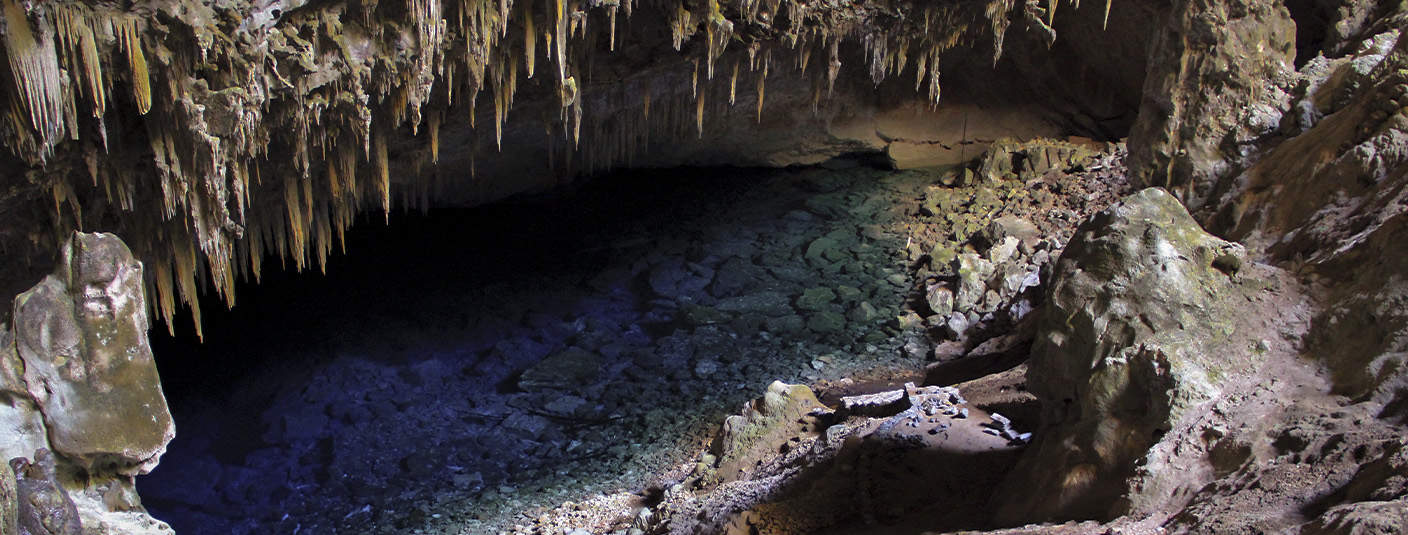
[997, 188, 1259, 522]
[977, 138, 1100, 183]
[703, 381, 826, 487]
[795, 287, 837, 311]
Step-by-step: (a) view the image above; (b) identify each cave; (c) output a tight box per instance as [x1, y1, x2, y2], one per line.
[3, 1, 1408, 535]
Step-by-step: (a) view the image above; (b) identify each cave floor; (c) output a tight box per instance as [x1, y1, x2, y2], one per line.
[141, 153, 1129, 535]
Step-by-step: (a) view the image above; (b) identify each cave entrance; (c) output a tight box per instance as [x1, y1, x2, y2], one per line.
[141, 158, 933, 534]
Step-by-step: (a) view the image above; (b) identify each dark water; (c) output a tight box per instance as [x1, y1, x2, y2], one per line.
[143, 161, 920, 534]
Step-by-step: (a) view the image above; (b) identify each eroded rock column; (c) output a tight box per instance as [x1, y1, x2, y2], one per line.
[2, 231, 175, 535]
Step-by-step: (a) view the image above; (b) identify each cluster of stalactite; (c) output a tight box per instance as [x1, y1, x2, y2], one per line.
[0, 0, 1106, 336]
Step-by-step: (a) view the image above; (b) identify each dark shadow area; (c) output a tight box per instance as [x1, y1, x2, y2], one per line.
[732, 427, 1024, 535]
[142, 158, 922, 534]
[1285, 0, 1335, 67]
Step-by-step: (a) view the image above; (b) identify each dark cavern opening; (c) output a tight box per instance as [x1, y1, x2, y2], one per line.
[4, 1, 1408, 535]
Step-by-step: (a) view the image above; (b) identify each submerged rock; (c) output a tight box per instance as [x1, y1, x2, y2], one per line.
[518, 347, 604, 392]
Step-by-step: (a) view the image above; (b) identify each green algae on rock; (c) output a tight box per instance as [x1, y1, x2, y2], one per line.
[997, 187, 1261, 522]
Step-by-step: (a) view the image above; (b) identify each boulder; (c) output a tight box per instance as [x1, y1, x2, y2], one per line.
[795, 288, 837, 311]
[976, 138, 1099, 183]
[12, 233, 174, 476]
[953, 253, 994, 311]
[805, 310, 846, 335]
[704, 381, 827, 486]
[1, 325, 50, 468]
[13, 449, 82, 535]
[925, 283, 954, 318]
[997, 188, 1259, 522]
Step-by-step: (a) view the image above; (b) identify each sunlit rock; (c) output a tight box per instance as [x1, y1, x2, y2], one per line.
[997, 187, 1258, 522]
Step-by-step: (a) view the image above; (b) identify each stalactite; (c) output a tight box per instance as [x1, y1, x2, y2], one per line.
[429, 112, 441, 163]
[0, 0, 1114, 334]
[986, 0, 1014, 65]
[729, 60, 739, 106]
[116, 17, 151, 115]
[374, 126, 391, 218]
[608, 5, 618, 51]
[695, 88, 705, 138]
[554, 0, 568, 83]
[826, 38, 840, 96]
[756, 53, 767, 122]
[671, 2, 693, 51]
[524, 0, 537, 78]
[54, 5, 104, 119]
[3, 0, 66, 162]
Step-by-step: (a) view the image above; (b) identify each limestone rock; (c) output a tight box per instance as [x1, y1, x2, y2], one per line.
[705, 381, 826, 486]
[1127, 0, 1296, 211]
[12, 233, 174, 476]
[1303, 499, 1408, 535]
[977, 138, 1099, 183]
[997, 188, 1258, 522]
[1, 325, 22, 394]
[953, 253, 995, 311]
[925, 283, 954, 318]
[1, 324, 50, 467]
[2, 458, 15, 535]
[716, 291, 794, 317]
[795, 287, 837, 311]
[981, 216, 1040, 251]
[13, 449, 82, 535]
[69, 481, 174, 535]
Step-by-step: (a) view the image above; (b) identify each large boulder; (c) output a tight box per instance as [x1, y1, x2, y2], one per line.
[996, 188, 1261, 522]
[12, 233, 174, 476]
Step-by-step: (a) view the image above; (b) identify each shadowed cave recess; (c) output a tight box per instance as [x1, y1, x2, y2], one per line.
[3, 1, 1408, 535]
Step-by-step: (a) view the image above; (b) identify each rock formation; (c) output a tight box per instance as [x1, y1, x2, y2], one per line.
[995, 187, 1279, 521]
[2, 232, 175, 535]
